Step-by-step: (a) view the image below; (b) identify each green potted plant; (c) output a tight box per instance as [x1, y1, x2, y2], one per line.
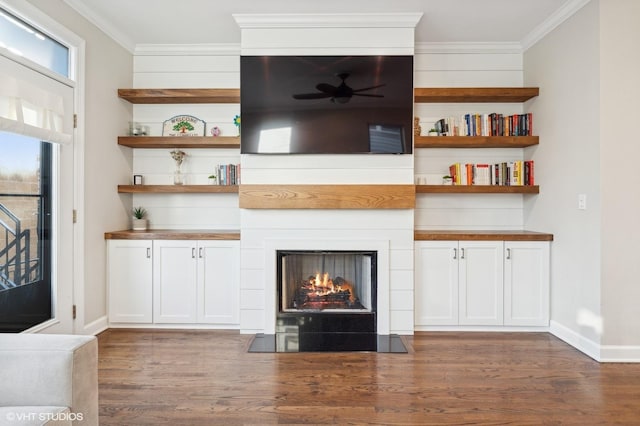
[132, 206, 148, 231]
[428, 128, 439, 136]
[442, 175, 453, 185]
[208, 174, 217, 185]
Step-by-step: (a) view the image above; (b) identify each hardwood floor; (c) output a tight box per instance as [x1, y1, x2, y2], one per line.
[98, 330, 640, 425]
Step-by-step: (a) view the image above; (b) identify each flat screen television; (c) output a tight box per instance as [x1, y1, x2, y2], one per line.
[240, 55, 414, 154]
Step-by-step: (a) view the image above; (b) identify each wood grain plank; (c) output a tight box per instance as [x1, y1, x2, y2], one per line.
[104, 229, 240, 240]
[239, 184, 415, 209]
[414, 230, 554, 241]
[97, 330, 640, 425]
[414, 135, 538, 148]
[416, 185, 539, 194]
[118, 136, 240, 149]
[414, 87, 539, 103]
[117, 88, 240, 104]
[118, 185, 239, 193]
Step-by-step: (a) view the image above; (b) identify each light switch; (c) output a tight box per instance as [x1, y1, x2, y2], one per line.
[578, 194, 587, 210]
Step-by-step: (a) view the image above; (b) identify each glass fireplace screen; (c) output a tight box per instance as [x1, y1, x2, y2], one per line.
[278, 250, 376, 312]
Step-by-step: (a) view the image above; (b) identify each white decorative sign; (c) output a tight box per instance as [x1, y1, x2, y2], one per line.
[162, 115, 205, 136]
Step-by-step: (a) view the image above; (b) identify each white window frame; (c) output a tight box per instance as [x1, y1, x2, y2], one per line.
[0, 0, 85, 334]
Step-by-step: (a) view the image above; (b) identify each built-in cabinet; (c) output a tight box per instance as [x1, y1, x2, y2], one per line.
[107, 240, 153, 323]
[415, 239, 550, 327]
[109, 86, 553, 332]
[503, 241, 550, 326]
[108, 238, 240, 326]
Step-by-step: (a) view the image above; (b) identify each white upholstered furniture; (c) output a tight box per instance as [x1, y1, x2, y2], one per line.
[0, 334, 98, 426]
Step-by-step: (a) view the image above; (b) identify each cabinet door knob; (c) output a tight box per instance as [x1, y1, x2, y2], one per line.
[146, 247, 151, 259]
[192, 247, 196, 259]
[506, 248, 511, 260]
[453, 248, 457, 259]
[199, 247, 203, 258]
[460, 248, 465, 259]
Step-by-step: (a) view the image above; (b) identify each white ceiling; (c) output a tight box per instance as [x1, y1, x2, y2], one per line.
[62, 0, 587, 53]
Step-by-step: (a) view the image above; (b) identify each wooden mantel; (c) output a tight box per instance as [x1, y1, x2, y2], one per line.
[239, 184, 415, 209]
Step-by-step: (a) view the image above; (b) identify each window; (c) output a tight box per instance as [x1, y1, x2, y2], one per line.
[0, 8, 69, 77]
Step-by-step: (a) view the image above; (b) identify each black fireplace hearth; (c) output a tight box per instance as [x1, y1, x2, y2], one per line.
[248, 332, 407, 353]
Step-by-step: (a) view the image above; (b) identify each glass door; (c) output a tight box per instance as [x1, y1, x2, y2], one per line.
[0, 132, 52, 332]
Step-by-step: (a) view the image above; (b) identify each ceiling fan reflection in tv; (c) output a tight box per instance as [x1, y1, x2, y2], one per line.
[292, 73, 385, 104]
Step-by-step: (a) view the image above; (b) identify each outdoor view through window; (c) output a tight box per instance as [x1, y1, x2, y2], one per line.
[0, 131, 52, 331]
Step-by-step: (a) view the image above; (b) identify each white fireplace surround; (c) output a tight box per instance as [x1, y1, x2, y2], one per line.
[236, 12, 420, 336]
[264, 239, 390, 335]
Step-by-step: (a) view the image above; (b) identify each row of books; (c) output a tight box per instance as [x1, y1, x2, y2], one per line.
[434, 113, 533, 137]
[448, 160, 535, 186]
[216, 163, 241, 185]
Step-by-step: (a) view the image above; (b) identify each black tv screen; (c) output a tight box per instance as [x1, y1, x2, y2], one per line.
[240, 55, 414, 154]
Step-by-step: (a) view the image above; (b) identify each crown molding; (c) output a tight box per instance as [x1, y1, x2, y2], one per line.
[134, 43, 241, 56]
[521, 0, 592, 51]
[233, 12, 423, 29]
[62, 0, 135, 53]
[415, 42, 523, 55]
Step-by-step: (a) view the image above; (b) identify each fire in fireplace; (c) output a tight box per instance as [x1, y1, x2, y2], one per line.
[278, 250, 375, 313]
[276, 250, 377, 352]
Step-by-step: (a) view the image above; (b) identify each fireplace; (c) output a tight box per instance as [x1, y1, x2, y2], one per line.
[276, 250, 377, 352]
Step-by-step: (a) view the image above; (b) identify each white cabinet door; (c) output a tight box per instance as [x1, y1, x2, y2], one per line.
[504, 241, 550, 326]
[415, 241, 459, 325]
[459, 241, 504, 326]
[108, 240, 153, 323]
[153, 240, 197, 323]
[197, 241, 240, 324]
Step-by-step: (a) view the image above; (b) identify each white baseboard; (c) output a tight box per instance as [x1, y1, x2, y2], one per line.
[82, 315, 109, 336]
[599, 345, 640, 363]
[549, 320, 640, 363]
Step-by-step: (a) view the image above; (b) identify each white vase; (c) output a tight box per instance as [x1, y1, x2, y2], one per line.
[132, 218, 147, 231]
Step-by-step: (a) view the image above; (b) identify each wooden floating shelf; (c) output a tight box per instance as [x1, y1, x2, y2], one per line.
[104, 229, 240, 240]
[117, 87, 538, 104]
[416, 185, 539, 194]
[414, 135, 538, 149]
[118, 88, 240, 104]
[118, 136, 240, 149]
[118, 185, 239, 194]
[414, 87, 539, 103]
[414, 230, 553, 241]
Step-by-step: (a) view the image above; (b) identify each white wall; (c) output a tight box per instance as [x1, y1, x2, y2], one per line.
[27, 0, 133, 333]
[523, 1, 602, 351]
[599, 0, 640, 351]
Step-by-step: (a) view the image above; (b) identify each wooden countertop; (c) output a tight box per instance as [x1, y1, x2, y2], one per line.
[104, 229, 240, 240]
[106, 229, 552, 242]
[414, 230, 553, 241]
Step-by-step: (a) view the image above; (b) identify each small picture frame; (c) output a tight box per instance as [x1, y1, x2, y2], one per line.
[133, 175, 143, 185]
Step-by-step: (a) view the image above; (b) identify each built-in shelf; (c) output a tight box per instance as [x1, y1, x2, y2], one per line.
[117, 87, 538, 104]
[117, 88, 240, 104]
[104, 229, 240, 240]
[118, 136, 240, 149]
[118, 185, 239, 194]
[415, 185, 539, 194]
[414, 230, 553, 241]
[414, 135, 538, 149]
[414, 87, 539, 103]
